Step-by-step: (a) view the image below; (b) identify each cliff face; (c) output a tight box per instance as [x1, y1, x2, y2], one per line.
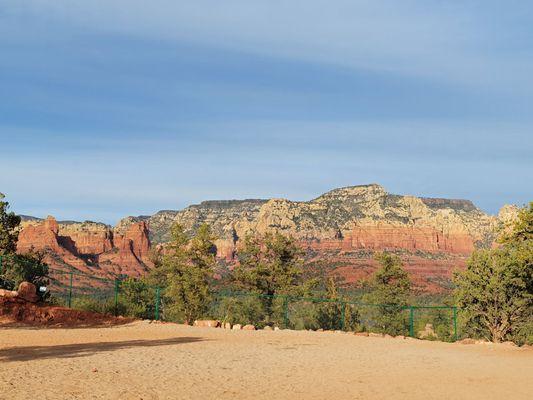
[17, 216, 151, 278]
[136, 185, 498, 254]
[16, 184, 515, 291]
[125, 184, 506, 291]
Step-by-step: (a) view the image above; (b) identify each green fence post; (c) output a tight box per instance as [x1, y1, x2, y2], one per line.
[453, 306, 458, 342]
[283, 295, 289, 329]
[0, 254, 3, 276]
[409, 306, 415, 338]
[340, 301, 346, 331]
[114, 278, 120, 316]
[155, 287, 161, 321]
[67, 272, 73, 308]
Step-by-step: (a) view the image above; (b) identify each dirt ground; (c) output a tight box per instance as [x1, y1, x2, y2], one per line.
[0, 322, 532, 400]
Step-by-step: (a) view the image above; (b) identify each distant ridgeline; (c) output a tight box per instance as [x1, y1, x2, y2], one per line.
[17, 184, 519, 292]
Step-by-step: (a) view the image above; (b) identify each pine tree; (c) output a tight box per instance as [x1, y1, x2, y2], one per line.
[150, 223, 216, 324]
[364, 252, 411, 335]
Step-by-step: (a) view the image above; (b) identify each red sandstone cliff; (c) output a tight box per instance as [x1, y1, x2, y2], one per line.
[16, 185, 519, 292]
[17, 216, 152, 278]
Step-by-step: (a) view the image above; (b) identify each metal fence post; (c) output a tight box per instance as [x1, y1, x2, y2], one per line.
[453, 306, 458, 341]
[283, 295, 289, 328]
[114, 278, 120, 316]
[67, 272, 73, 308]
[409, 306, 415, 337]
[155, 287, 161, 321]
[0, 254, 3, 276]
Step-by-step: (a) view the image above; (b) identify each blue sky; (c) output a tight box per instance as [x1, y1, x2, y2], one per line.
[0, 1, 532, 224]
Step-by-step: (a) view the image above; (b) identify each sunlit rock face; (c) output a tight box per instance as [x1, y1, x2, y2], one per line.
[17, 184, 518, 292]
[17, 217, 152, 278]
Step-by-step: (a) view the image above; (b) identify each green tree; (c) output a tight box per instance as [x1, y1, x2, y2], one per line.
[499, 202, 533, 245]
[233, 232, 307, 296]
[454, 202, 532, 343]
[0, 250, 49, 291]
[231, 231, 316, 328]
[0, 193, 49, 293]
[316, 277, 343, 330]
[364, 252, 411, 335]
[119, 277, 157, 319]
[150, 223, 216, 324]
[0, 193, 21, 255]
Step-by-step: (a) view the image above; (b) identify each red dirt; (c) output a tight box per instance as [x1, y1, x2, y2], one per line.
[0, 297, 132, 327]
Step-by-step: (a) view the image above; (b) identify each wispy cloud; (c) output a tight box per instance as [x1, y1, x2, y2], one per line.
[4, 0, 533, 91]
[0, 1, 531, 222]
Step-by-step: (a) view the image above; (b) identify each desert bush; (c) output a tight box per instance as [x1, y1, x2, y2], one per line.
[119, 277, 156, 319]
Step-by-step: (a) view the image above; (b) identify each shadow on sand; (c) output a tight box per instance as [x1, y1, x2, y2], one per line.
[0, 336, 205, 362]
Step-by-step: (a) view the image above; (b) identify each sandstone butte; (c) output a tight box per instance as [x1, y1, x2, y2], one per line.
[16, 184, 520, 292]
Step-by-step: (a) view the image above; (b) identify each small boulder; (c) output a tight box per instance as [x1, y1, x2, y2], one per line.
[0, 288, 18, 299]
[263, 326, 273, 331]
[17, 282, 39, 303]
[224, 322, 232, 329]
[368, 332, 383, 338]
[193, 320, 220, 328]
[242, 324, 256, 331]
[232, 324, 242, 330]
[274, 327, 281, 331]
[458, 338, 476, 345]
[355, 332, 369, 337]
[418, 323, 438, 340]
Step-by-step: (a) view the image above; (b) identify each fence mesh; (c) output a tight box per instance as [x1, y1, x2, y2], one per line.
[0, 261, 459, 341]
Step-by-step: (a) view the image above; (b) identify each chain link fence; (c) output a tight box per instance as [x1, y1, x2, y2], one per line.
[0, 261, 458, 341]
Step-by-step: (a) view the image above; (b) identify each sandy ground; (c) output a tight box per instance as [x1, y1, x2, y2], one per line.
[1, 322, 532, 400]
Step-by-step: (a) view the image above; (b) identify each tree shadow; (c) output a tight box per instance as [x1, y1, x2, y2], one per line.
[0, 336, 205, 362]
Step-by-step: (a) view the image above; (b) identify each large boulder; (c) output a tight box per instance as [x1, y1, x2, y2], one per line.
[17, 282, 39, 303]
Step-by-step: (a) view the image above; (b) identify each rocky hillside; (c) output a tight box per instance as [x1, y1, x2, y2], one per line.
[16, 184, 518, 291]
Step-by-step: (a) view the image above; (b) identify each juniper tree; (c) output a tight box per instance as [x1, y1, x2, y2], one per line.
[454, 202, 532, 343]
[233, 232, 306, 297]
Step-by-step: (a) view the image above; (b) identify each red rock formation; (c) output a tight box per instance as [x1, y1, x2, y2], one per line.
[17, 216, 62, 254]
[17, 217, 151, 278]
[123, 221, 150, 261]
[305, 225, 474, 255]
